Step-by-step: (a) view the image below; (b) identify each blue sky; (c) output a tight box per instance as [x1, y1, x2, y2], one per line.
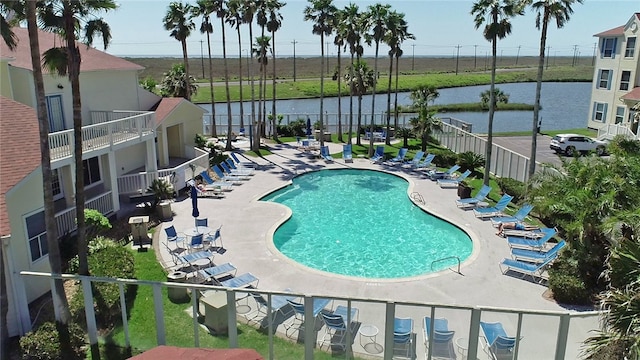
[101, 0, 638, 58]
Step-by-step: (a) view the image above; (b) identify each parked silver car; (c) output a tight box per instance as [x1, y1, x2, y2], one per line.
[549, 134, 608, 156]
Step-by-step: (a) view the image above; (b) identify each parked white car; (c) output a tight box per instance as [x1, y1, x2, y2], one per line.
[549, 134, 608, 156]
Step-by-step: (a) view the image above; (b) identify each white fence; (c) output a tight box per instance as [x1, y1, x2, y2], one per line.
[17, 271, 601, 360]
[54, 191, 114, 236]
[597, 123, 640, 141]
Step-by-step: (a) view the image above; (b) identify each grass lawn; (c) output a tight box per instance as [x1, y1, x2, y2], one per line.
[96, 250, 348, 359]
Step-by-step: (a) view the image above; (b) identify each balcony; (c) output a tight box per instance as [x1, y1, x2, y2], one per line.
[54, 191, 114, 237]
[49, 111, 155, 162]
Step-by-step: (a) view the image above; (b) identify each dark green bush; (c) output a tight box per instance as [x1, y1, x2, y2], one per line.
[19, 322, 86, 360]
[547, 253, 593, 305]
[70, 246, 135, 325]
[496, 177, 526, 203]
[278, 119, 306, 137]
[431, 149, 457, 168]
[457, 151, 485, 175]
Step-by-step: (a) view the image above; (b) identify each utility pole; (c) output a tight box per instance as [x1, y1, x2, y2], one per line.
[515, 45, 521, 65]
[545, 46, 551, 69]
[326, 41, 330, 73]
[591, 42, 597, 66]
[572, 45, 578, 66]
[411, 44, 415, 71]
[292, 39, 297, 82]
[473, 44, 478, 69]
[455, 44, 460, 75]
[200, 40, 205, 78]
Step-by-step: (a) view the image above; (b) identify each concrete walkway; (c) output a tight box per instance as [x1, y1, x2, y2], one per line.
[157, 140, 598, 359]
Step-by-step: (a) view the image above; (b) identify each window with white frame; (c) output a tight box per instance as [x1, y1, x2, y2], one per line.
[51, 169, 63, 200]
[597, 69, 612, 89]
[625, 37, 636, 58]
[83, 157, 101, 186]
[620, 71, 631, 91]
[615, 106, 625, 124]
[602, 38, 617, 58]
[593, 102, 608, 122]
[26, 211, 48, 262]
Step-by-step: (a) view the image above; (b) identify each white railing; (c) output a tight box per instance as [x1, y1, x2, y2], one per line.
[17, 271, 602, 360]
[117, 148, 210, 195]
[597, 123, 639, 141]
[48, 112, 155, 161]
[90, 110, 148, 124]
[54, 191, 114, 236]
[433, 121, 533, 182]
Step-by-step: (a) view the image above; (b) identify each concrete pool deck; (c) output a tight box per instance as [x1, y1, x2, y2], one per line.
[156, 140, 599, 359]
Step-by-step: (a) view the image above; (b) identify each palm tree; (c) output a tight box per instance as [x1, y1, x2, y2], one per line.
[226, 0, 245, 136]
[213, 0, 234, 151]
[254, 35, 271, 141]
[193, 0, 217, 137]
[527, 0, 583, 179]
[39, 0, 117, 276]
[365, 3, 390, 156]
[267, 0, 285, 141]
[480, 87, 509, 109]
[163, 2, 195, 101]
[240, 0, 259, 151]
[471, 0, 525, 186]
[341, 3, 364, 145]
[0, 0, 20, 51]
[332, 8, 345, 142]
[304, 0, 337, 149]
[160, 63, 197, 98]
[344, 59, 375, 142]
[410, 85, 441, 152]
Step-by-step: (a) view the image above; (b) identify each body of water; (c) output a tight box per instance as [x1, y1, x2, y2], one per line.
[200, 82, 591, 133]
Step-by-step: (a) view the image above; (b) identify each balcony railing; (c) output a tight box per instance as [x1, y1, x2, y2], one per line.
[117, 148, 210, 195]
[54, 191, 114, 236]
[17, 271, 602, 360]
[597, 123, 640, 141]
[49, 112, 155, 162]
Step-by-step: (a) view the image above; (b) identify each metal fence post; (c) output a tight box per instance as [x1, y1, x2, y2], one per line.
[81, 278, 98, 346]
[152, 283, 165, 345]
[383, 302, 395, 360]
[467, 308, 482, 360]
[555, 314, 571, 360]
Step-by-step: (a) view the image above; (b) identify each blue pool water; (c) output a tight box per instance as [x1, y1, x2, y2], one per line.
[261, 169, 472, 278]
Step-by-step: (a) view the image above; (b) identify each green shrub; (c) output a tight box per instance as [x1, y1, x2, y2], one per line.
[68, 236, 119, 273]
[547, 254, 593, 305]
[71, 246, 136, 325]
[457, 151, 485, 175]
[431, 149, 457, 168]
[496, 177, 526, 203]
[194, 134, 207, 149]
[19, 322, 86, 360]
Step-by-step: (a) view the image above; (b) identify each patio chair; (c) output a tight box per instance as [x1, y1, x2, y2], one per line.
[219, 162, 251, 179]
[230, 152, 256, 168]
[246, 290, 296, 326]
[413, 153, 436, 170]
[178, 249, 214, 270]
[318, 305, 359, 351]
[423, 317, 455, 360]
[405, 151, 425, 168]
[199, 170, 234, 191]
[456, 185, 492, 208]
[193, 185, 225, 198]
[215, 272, 259, 289]
[370, 145, 385, 163]
[320, 146, 334, 162]
[393, 317, 414, 359]
[205, 226, 224, 253]
[212, 165, 245, 184]
[490, 203, 534, 227]
[164, 225, 186, 247]
[284, 298, 332, 338]
[501, 249, 559, 283]
[197, 262, 237, 283]
[342, 144, 353, 163]
[507, 227, 557, 250]
[388, 148, 408, 164]
[510, 240, 566, 263]
[187, 233, 205, 253]
[427, 164, 461, 180]
[225, 158, 254, 175]
[480, 321, 517, 360]
[195, 218, 208, 227]
[473, 194, 513, 218]
[437, 169, 472, 188]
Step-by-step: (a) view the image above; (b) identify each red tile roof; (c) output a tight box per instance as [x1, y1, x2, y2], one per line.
[151, 97, 188, 124]
[0, 27, 143, 73]
[594, 13, 640, 37]
[621, 87, 640, 101]
[0, 96, 41, 236]
[128, 346, 263, 360]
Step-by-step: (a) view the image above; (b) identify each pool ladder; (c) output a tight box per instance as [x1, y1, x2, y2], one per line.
[410, 192, 425, 205]
[431, 256, 462, 275]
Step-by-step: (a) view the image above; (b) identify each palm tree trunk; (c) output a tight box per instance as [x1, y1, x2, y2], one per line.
[394, 54, 400, 131]
[271, 32, 278, 141]
[206, 29, 216, 137]
[249, 25, 259, 152]
[484, 32, 497, 186]
[356, 53, 362, 146]
[530, 11, 549, 179]
[319, 33, 325, 148]
[222, 20, 233, 151]
[348, 53, 355, 145]
[368, 42, 380, 156]
[337, 48, 343, 142]
[385, 53, 393, 146]
[236, 26, 244, 132]
[181, 39, 191, 101]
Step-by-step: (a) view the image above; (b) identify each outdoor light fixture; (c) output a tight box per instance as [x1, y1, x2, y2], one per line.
[57, 84, 64, 89]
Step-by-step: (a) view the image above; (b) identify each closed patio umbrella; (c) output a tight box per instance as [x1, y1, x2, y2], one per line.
[306, 117, 312, 137]
[191, 185, 199, 219]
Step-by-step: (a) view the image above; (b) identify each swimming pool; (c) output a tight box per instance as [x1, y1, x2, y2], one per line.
[261, 169, 472, 278]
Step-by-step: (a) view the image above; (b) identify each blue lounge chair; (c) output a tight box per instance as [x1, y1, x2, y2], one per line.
[370, 145, 385, 163]
[219, 162, 251, 179]
[423, 317, 455, 359]
[178, 249, 214, 269]
[473, 194, 513, 218]
[500, 249, 559, 283]
[230, 152, 256, 168]
[247, 290, 296, 326]
[480, 321, 517, 360]
[320, 146, 334, 162]
[437, 169, 472, 188]
[507, 227, 557, 250]
[388, 148, 408, 164]
[318, 305, 359, 351]
[217, 272, 259, 288]
[393, 317, 414, 359]
[511, 240, 566, 263]
[456, 185, 492, 208]
[405, 151, 425, 168]
[212, 165, 245, 183]
[428, 164, 460, 180]
[342, 144, 353, 163]
[226, 158, 254, 175]
[284, 298, 332, 337]
[200, 170, 234, 191]
[413, 153, 435, 169]
[490, 203, 534, 227]
[198, 262, 237, 283]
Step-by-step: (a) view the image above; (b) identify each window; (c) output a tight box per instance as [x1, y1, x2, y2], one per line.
[620, 71, 631, 91]
[593, 102, 608, 122]
[26, 211, 48, 262]
[597, 69, 612, 89]
[625, 37, 636, 58]
[615, 106, 625, 124]
[601, 38, 617, 58]
[83, 157, 101, 186]
[51, 169, 63, 200]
